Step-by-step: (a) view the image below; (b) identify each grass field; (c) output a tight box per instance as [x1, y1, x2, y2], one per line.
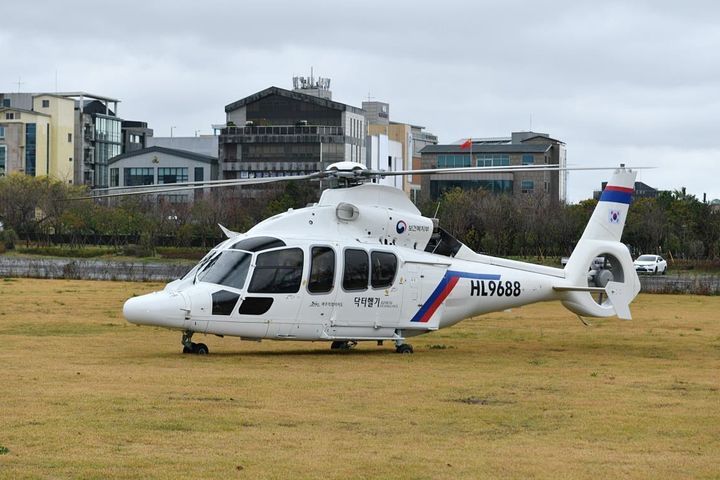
[0, 278, 719, 479]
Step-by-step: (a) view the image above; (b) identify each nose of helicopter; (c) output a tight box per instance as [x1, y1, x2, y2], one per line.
[123, 290, 188, 329]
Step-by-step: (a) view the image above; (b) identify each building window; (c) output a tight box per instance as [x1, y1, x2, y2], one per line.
[522, 154, 534, 165]
[68, 133, 72, 143]
[429, 179, 513, 199]
[521, 180, 534, 193]
[1, 99, 10, 107]
[110, 168, 119, 187]
[25, 123, 36, 176]
[476, 154, 509, 167]
[5, 112, 15, 120]
[158, 167, 188, 184]
[0, 126, 4, 139]
[42, 99, 50, 108]
[124, 167, 154, 186]
[0, 145, 6, 176]
[437, 154, 471, 168]
[194, 167, 204, 182]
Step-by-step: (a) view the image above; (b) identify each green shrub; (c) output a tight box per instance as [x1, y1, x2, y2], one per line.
[16, 246, 110, 258]
[120, 244, 155, 258]
[0, 228, 19, 250]
[156, 246, 207, 260]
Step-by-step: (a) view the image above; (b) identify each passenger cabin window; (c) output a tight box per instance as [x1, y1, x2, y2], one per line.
[196, 250, 251, 290]
[308, 246, 335, 293]
[248, 248, 303, 293]
[371, 251, 397, 288]
[343, 249, 369, 291]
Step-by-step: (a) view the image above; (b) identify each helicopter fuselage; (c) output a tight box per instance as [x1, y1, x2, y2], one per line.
[124, 233, 559, 342]
[123, 183, 562, 344]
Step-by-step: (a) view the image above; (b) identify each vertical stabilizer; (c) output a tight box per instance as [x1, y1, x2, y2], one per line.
[578, 167, 637, 243]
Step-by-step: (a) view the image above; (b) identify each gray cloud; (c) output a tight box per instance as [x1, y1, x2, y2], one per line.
[2, 0, 719, 201]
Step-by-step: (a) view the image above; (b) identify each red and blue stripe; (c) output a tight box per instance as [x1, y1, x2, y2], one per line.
[411, 271, 501, 323]
[599, 185, 633, 204]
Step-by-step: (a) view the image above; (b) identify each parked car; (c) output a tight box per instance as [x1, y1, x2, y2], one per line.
[634, 254, 668, 274]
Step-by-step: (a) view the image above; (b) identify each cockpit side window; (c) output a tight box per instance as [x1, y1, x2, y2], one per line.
[343, 249, 369, 291]
[196, 250, 252, 290]
[248, 248, 304, 294]
[308, 246, 335, 294]
[183, 248, 218, 280]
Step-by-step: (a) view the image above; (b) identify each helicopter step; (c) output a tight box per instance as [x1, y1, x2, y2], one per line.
[330, 340, 357, 350]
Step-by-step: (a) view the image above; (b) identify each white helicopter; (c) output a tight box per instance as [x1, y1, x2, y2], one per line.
[118, 161, 641, 354]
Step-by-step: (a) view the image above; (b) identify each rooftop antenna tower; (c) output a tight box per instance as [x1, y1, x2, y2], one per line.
[292, 69, 332, 100]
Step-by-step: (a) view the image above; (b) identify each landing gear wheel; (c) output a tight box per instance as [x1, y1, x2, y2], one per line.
[396, 344, 414, 354]
[181, 331, 194, 354]
[330, 340, 356, 350]
[181, 331, 209, 355]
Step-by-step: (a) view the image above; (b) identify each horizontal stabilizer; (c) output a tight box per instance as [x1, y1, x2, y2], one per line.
[553, 286, 605, 293]
[604, 281, 633, 320]
[554, 282, 633, 320]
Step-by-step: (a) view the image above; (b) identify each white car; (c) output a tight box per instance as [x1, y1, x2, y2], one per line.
[634, 254, 668, 274]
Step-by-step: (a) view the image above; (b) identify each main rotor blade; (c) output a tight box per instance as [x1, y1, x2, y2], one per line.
[77, 173, 321, 200]
[363, 165, 654, 177]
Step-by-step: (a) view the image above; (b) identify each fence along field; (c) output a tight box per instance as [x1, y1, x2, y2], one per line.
[0, 278, 718, 479]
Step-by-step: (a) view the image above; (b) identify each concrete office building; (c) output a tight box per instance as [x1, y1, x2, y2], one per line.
[219, 84, 366, 180]
[0, 93, 75, 181]
[362, 100, 438, 200]
[122, 120, 153, 153]
[362, 101, 390, 126]
[419, 131, 567, 202]
[0, 91, 153, 188]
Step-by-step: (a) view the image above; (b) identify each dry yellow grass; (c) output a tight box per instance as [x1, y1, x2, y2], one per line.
[0, 278, 719, 479]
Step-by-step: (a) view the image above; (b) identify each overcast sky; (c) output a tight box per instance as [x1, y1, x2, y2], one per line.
[3, 0, 718, 202]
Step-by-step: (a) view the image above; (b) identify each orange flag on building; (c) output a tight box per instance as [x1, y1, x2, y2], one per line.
[459, 138, 472, 150]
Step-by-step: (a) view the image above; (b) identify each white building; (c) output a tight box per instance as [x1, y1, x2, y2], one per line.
[107, 146, 218, 202]
[367, 133, 403, 190]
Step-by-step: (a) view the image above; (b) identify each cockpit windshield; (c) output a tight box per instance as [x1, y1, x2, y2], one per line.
[196, 250, 252, 290]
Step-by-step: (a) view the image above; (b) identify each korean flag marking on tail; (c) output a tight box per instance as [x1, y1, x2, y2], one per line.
[609, 209, 621, 224]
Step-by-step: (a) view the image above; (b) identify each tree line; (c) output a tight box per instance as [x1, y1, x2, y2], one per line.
[419, 187, 720, 260]
[0, 174, 718, 259]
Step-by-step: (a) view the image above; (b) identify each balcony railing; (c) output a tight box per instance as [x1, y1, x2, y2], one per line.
[221, 125, 344, 136]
